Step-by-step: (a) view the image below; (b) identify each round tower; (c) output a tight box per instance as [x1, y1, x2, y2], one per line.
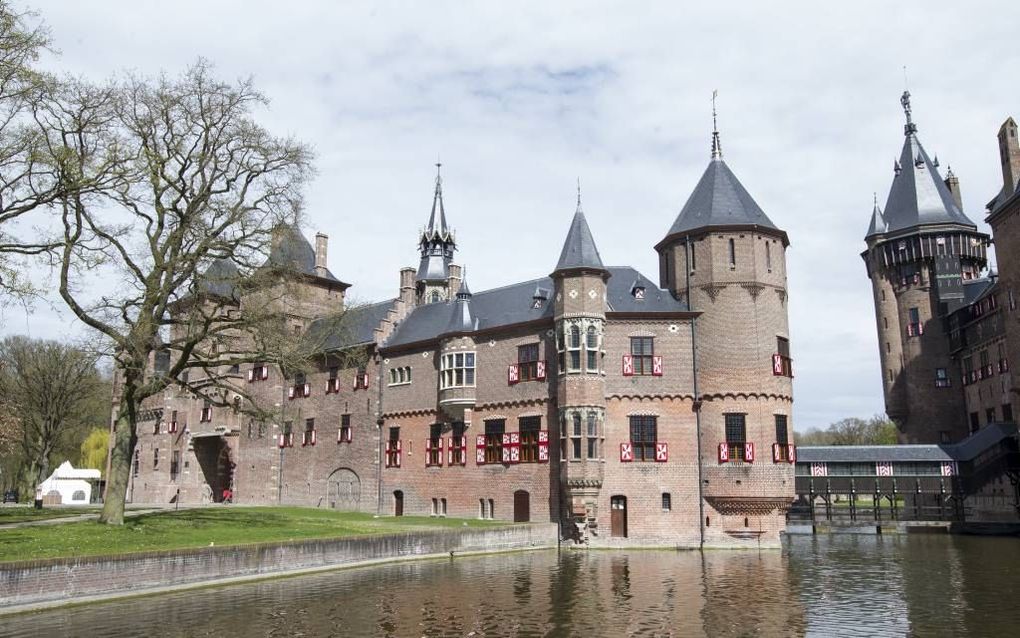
[862, 92, 989, 443]
[552, 191, 609, 532]
[655, 110, 794, 544]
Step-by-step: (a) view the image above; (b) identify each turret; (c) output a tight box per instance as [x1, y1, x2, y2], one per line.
[862, 91, 989, 443]
[416, 164, 458, 304]
[552, 186, 608, 529]
[438, 273, 476, 421]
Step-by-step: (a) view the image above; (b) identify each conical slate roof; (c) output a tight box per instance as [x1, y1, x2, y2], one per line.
[445, 273, 476, 333]
[866, 199, 887, 237]
[421, 166, 453, 244]
[664, 157, 780, 238]
[868, 92, 977, 238]
[554, 199, 605, 273]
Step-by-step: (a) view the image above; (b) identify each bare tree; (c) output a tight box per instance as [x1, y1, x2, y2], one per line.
[44, 61, 323, 524]
[0, 2, 59, 304]
[0, 336, 102, 492]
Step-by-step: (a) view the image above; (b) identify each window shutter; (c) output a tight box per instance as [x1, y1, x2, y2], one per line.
[508, 363, 519, 385]
[538, 430, 549, 462]
[620, 442, 634, 462]
[438, 437, 444, 467]
[261, 367, 269, 380]
[502, 433, 511, 463]
[772, 354, 783, 375]
[652, 356, 663, 376]
[395, 440, 402, 467]
[460, 436, 467, 465]
[338, 428, 344, 444]
[447, 437, 453, 466]
[303, 383, 311, 397]
[718, 442, 729, 463]
[655, 442, 668, 462]
[310, 430, 316, 446]
[384, 440, 392, 466]
[788, 444, 796, 464]
[247, 369, 255, 383]
[288, 387, 295, 400]
[622, 354, 634, 376]
[425, 439, 432, 466]
[537, 360, 547, 380]
[744, 442, 755, 463]
[476, 434, 487, 465]
[278, 434, 286, 449]
[509, 432, 520, 463]
[772, 443, 781, 463]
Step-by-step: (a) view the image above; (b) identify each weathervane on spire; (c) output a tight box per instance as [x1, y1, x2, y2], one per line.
[576, 177, 583, 212]
[711, 90, 723, 159]
[901, 89, 917, 136]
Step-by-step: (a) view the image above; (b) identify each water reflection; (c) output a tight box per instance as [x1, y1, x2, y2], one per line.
[5, 535, 1020, 637]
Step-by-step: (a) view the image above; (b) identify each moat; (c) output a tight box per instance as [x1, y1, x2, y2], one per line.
[6, 534, 1020, 637]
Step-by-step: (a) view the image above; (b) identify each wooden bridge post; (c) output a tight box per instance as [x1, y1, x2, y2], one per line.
[939, 478, 947, 520]
[892, 479, 899, 521]
[914, 479, 921, 520]
[849, 478, 857, 522]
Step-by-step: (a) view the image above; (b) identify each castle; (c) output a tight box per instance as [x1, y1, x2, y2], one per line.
[863, 92, 1019, 445]
[126, 122, 796, 548]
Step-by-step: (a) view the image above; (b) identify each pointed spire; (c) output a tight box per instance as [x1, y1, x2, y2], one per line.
[901, 90, 917, 136]
[554, 185, 606, 274]
[446, 269, 475, 333]
[711, 90, 723, 160]
[425, 160, 450, 241]
[867, 193, 887, 237]
[456, 268, 472, 298]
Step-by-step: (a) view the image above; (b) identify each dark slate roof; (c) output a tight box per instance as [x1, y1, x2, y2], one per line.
[384, 266, 687, 348]
[664, 158, 780, 238]
[266, 226, 343, 283]
[866, 201, 887, 237]
[870, 126, 977, 238]
[797, 423, 1018, 464]
[797, 445, 953, 463]
[554, 209, 605, 272]
[198, 258, 239, 299]
[963, 277, 995, 306]
[306, 299, 397, 350]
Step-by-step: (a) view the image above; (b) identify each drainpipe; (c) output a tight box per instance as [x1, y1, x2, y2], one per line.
[277, 379, 286, 504]
[375, 349, 385, 516]
[686, 237, 706, 549]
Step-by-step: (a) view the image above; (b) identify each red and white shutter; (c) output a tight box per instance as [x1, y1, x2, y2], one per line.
[438, 437, 444, 467]
[476, 434, 487, 465]
[620, 442, 634, 462]
[622, 354, 634, 376]
[460, 436, 467, 465]
[384, 440, 392, 466]
[509, 432, 520, 463]
[425, 439, 433, 466]
[247, 369, 255, 383]
[395, 440, 402, 467]
[655, 442, 668, 462]
[538, 431, 549, 462]
[303, 383, 311, 397]
[744, 442, 755, 463]
[278, 433, 287, 449]
[652, 356, 663, 376]
[788, 444, 796, 463]
[718, 442, 729, 463]
[811, 462, 827, 477]
[338, 428, 344, 444]
[310, 430, 316, 446]
[447, 437, 453, 466]
[772, 354, 783, 375]
[536, 360, 547, 381]
[346, 426, 353, 443]
[502, 433, 511, 463]
[508, 364, 520, 385]
[287, 386, 295, 399]
[261, 367, 269, 380]
[772, 443, 782, 463]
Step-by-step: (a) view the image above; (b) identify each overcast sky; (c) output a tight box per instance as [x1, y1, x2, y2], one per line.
[4, 1, 1019, 430]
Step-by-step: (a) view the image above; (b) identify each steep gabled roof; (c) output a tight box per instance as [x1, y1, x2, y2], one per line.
[663, 157, 781, 240]
[197, 258, 240, 300]
[554, 205, 605, 273]
[266, 225, 345, 284]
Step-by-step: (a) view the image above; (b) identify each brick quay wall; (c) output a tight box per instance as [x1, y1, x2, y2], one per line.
[0, 523, 559, 613]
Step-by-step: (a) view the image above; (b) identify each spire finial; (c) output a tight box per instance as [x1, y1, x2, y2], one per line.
[901, 89, 917, 136]
[711, 89, 723, 159]
[576, 177, 582, 213]
[873, 192, 878, 208]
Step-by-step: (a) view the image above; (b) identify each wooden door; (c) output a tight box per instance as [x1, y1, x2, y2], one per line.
[514, 490, 530, 522]
[611, 496, 627, 538]
[394, 490, 404, 517]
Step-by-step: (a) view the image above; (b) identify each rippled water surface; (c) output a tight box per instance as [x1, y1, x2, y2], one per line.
[6, 534, 1020, 637]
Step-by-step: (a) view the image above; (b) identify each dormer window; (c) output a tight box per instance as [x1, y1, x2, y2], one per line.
[633, 286, 645, 300]
[532, 298, 543, 309]
[532, 286, 549, 309]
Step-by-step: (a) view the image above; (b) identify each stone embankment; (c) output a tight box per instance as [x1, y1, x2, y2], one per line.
[0, 523, 558, 613]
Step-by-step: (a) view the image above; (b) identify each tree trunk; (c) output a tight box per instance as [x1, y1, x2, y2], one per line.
[99, 408, 136, 525]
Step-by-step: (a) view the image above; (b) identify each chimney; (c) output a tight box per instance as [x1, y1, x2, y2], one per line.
[448, 263, 462, 297]
[314, 233, 328, 277]
[399, 267, 416, 307]
[944, 169, 963, 211]
[999, 117, 1020, 197]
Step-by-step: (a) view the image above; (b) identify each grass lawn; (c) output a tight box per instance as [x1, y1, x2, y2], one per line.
[0, 506, 98, 525]
[0, 507, 508, 563]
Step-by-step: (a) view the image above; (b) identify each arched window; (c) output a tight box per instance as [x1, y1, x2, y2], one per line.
[728, 238, 736, 267]
[570, 326, 581, 348]
[430, 291, 440, 303]
[568, 326, 581, 371]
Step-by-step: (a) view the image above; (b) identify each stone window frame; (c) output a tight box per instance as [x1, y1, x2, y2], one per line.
[388, 365, 412, 386]
[517, 343, 540, 382]
[440, 352, 476, 389]
[628, 415, 657, 462]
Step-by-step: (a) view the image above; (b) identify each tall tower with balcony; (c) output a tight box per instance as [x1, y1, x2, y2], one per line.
[655, 110, 794, 539]
[552, 192, 609, 531]
[862, 92, 989, 443]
